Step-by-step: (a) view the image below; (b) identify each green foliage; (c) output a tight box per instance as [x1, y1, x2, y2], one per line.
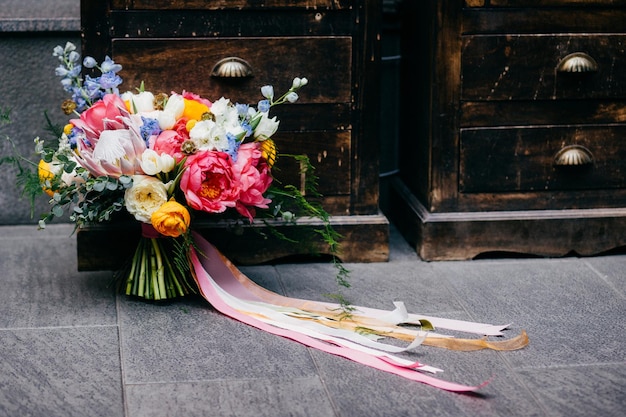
[265, 153, 353, 317]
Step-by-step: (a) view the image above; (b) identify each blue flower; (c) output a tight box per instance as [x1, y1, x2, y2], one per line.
[99, 72, 123, 90]
[83, 56, 97, 69]
[258, 99, 270, 113]
[100, 56, 122, 73]
[139, 117, 162, 145]
[235, 103, 249, 116]
[226, 133, 241, 161]
[240, 121, 253, 138]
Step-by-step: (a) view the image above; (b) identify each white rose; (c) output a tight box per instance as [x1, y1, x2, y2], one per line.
[124, 175, 169, 223]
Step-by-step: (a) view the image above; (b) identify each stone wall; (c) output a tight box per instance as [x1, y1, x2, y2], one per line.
[0, 0, 80, 224]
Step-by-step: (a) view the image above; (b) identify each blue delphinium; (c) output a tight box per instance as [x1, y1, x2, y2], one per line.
[140, 117, 162, 145]
[53, 42, 123, 114]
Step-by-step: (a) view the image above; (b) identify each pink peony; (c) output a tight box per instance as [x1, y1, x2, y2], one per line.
[232, 143, 273, 221]
[180, 150, 239, 214]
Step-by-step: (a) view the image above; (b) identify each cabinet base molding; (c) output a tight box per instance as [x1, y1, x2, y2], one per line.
[388, 177, 626, 261]
[77, 214, 390, 271]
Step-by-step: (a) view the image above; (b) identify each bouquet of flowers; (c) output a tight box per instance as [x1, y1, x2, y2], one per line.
[2, 42, 529, 393]
[32, 42, 317, 300]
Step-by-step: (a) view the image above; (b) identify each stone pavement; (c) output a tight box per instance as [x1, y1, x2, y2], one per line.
[0, 223, 624, 417]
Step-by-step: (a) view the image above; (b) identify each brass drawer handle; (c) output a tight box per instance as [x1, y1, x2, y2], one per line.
[211, 57, 253, 78]
[554, 145, 594, 166]
[557, 52, 598, 73]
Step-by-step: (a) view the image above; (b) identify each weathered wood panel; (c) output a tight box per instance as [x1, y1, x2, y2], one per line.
[111, 37, 352, 105]
[459, 125, 626, 193]
[462, 35, 626, 101]
[111, 0, 353, 10]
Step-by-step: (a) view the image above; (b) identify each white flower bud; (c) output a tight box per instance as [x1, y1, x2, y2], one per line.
[286, 92, 299, 103]
[261, 85, 274, 100]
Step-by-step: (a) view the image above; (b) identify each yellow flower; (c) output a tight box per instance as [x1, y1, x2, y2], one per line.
[185, 119, 197, 132]
[63, 124, 73, 135]
[260, 139, 277, 167]
[151, 200, 191, 238]
[38, 159, 56, 197]
[183, 99, 210, 121]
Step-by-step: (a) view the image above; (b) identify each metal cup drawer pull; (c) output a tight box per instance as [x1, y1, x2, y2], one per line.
[554, 144, 594, 166]
[556, 52, 598, 73]
[211, 57, 254, 78]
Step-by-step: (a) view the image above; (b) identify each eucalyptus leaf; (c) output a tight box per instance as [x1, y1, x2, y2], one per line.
[93, 182, 106, 192]
[52, 205, 64, 217]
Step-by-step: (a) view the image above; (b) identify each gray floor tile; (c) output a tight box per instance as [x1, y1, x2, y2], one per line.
[516, 364, 626, 417]
[0, 327, 123, 417]
[583, 255, 626, 298]
[125, 377, 336, 417]
[310, 348, 546, 417]
[117, 297, 318, 384]
[0, 225, 117, 329]
[434, 259, 626, 368]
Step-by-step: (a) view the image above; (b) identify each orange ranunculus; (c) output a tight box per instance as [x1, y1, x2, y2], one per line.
[38, 159, 56, 197]
[150, 200, 191, 238]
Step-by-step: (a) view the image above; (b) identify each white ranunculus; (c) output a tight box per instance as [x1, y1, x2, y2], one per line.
[157, 94, 186, 129]
[121, 91, 155, 113]
[164, 94, 185, 119]
[140, 149, 176, 175]
[253, 112, 280, 140]
[124, 175, 169, 223]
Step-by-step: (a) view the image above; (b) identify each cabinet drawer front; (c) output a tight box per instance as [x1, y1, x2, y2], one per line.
[459, 126, 626, 193]
[111, 37, 352, 106]
[462, 35, 626, 100]
[273, 131, 351, 196]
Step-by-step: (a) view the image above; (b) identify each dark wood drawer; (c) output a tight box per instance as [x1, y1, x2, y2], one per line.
[459, 125, 626, 193]
[273, 131, 351, 196]
[112, 37, 352, 106]
[462, 35, 626, 100]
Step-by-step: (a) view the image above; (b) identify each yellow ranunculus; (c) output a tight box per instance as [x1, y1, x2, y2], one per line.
[260, 139, 277, 167]
[151, 200, 191, 238]
[38, 159, 56, 197]
[183, 99, 210, 121]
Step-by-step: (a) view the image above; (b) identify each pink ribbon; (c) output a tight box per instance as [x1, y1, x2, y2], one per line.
[190, 232, 491, 392]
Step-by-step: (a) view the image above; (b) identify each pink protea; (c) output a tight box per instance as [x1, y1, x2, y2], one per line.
[70, 93, 147, 178]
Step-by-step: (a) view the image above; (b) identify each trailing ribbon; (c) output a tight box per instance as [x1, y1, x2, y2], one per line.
[189, 232, 528, 392]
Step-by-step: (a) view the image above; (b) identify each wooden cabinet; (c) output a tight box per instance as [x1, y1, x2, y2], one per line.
[77, 0, 389, 269]
[388, 0, 626, 260]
